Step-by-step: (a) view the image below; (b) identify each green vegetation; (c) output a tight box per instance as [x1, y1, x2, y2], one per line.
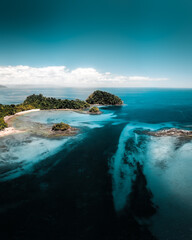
[0, 90, 122, 131]
[24, 94, 90, 110]
[89, 106, 100, 113]
[0, 117, 7, 130]
[52, 122, 70, 131]
[0, 94, 89, 131]
[86, 90, 123, 105]
[0, 103, 34, 130]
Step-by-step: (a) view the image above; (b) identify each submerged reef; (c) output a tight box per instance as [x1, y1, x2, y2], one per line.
[13, 118, 78, 138]
[136, 128, 192, 138]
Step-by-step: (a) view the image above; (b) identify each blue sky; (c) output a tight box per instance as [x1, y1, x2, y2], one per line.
[0, 0, 192, 87]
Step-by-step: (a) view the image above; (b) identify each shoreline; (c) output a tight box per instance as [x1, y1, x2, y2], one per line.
[0, 108, 91, 138]
[0, 106, 103, 138]
[0, 127, 26, 138]
[0, 109, 40, 138]
[4, 109, 40, 125]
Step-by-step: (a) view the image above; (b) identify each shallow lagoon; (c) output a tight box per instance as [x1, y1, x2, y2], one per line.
[0, 88, 192, 240]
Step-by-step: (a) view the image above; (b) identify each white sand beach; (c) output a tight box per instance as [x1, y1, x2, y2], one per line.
[15, 109, 40, 116]
[0, 109, 40, 138]
[0, 127, 25, 137]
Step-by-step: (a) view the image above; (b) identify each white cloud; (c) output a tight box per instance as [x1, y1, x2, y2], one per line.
[129, 76, 168, 81]
[0, 65, 168, 87]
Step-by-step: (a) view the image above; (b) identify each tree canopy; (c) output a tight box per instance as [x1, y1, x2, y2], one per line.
[86, 90, 123, 105]
[0, 94, 89, 130]
[24, 94, 90, 110]
[0, 90, 122, 131]
[89, 107, 100, 113]
[52, 122, 70, 131]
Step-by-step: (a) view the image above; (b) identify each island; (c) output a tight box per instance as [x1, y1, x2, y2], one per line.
[86, 90, 123, 105]
[49, 122, 78, 137]
[52, 122, 71, 131]
[88, 106, 101, 114]
[0, 90, 123, 137]
[0, 85, 6, 88]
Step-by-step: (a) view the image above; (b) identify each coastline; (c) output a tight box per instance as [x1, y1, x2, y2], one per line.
[0, 127, 25, 138]
[0, 108, 86, 138]
[0, 90, 123, 138]
[0, 109, 40, 138]
[0, 106, 103, 138]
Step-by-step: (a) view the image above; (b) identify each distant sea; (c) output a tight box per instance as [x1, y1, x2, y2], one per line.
[0, 87, 192, 240]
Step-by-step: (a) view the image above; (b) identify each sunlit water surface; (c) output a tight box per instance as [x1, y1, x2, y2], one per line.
[0, 88, 192, 240]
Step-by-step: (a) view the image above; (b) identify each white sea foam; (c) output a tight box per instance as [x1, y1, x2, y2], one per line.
[0, 134, 73, 181]
[167, 142, 192, 204]
[146, 136, 177, 168]
[145, 137, 192, 205]
[144, 135, 192, 239]
[110, 121, 176, 212]
[111, 124, 136, 211]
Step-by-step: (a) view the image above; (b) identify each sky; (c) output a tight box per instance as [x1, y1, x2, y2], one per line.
[0, 0, 192, 88]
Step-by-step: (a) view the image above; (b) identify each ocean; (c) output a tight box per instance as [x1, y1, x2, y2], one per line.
[0, 87, 192, 240]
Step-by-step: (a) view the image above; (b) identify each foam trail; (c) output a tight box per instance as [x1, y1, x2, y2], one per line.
[113, 124, 135, 211]
[111, 122, 175, 212]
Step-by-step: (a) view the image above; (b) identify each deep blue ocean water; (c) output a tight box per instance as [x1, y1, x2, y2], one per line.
[0, 88, 192, 240]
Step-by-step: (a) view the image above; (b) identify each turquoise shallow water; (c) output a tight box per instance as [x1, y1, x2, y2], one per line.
[0, 88, 192, 240]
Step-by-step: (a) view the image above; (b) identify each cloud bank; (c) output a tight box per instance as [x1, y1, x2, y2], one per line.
[0, 65, 168, 87]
